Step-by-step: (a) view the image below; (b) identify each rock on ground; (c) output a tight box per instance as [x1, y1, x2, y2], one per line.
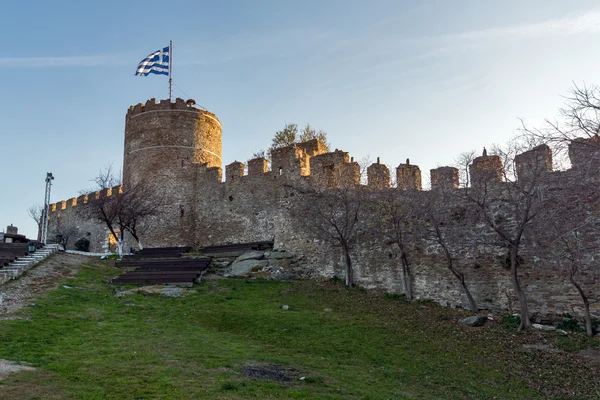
[228, 260, 269, 277]
[533, 324, 556, 331]
[0, 360, 36, 380]
[235, 251, 265, 262]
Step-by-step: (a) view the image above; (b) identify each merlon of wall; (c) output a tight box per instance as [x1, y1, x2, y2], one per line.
[248, 157, 268, 176]
[568, 135, 600, 171]
[431, 167, 459, 190]
[397, 162, 422, 190]
[469, 155, 503, 186]
[515, 144, 552, 181]
[367, 158, 391, 189]
[226, 161, 244, 183]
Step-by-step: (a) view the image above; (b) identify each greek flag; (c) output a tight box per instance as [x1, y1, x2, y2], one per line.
[135, 46, 170, 76]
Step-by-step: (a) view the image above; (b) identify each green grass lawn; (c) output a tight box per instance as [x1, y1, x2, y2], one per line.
[0, 261, 597, 399]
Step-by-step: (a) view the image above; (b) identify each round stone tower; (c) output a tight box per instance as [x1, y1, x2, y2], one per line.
[122, 98, 222, 246]
[123, 98, 222, 189]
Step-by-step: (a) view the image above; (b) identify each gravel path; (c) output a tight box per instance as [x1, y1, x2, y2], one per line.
[0, 252, 93, 319]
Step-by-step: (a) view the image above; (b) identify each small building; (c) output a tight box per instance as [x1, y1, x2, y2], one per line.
[1, 224, 29, 244]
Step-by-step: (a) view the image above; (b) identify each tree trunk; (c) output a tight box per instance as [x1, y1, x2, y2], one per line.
[400, 251, 412, 301]
[447, 258, 478, 312]
[510, 247, 531, 330]
[131, 232, 144, 250]
[459, 274, 479, 312]
[437, 228, 478, 311]
[570, 276, 594, 337]
[343, 244, 353, 288]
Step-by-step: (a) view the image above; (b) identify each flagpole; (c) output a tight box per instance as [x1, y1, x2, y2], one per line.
[169, 40, 173, 102]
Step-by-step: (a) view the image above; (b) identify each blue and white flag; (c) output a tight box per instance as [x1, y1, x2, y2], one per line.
[135, 46, 170, 76]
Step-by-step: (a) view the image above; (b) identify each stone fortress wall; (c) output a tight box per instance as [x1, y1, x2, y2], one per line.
[47, 98, 599, 323]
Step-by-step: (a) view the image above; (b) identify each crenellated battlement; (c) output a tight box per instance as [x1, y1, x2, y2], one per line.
[49, 185, 123, 216]
[50, 135, 598, 216]
[126, 97, 220, 124]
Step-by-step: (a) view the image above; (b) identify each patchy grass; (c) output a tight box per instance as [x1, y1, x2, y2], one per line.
[0, 262, 597, 399]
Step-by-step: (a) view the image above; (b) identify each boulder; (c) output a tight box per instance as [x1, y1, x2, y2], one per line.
[532, 324, 556, 331]
[211, 260, 232, 269]
[459, 316, 488, 327]
[235, 251, 265, 262]
[229, 259, 269, 277]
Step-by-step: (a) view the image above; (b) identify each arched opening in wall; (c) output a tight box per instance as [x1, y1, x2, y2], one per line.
[108, 232, 118, 253]
[279, 167, 283, 176]
[231, 176, 235, 183]
[228, 195, 233, 202]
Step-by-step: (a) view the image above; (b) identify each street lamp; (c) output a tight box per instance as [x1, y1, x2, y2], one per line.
[41, 172, 54, 245]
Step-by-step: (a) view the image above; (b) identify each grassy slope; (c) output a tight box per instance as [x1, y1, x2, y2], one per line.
[0, 262, 597, 399]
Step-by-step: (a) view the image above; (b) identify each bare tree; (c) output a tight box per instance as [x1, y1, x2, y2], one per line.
[27, 204, 44, 241]
[372, 188, 414, 301]
[521, 82, 600, 174]
[462, 139, 547, 330]
[290, 164, 364, 288]
[77, 167, 161, 255]
[456, 150, 477, 188]
[120, 181, 163, 250]
[419, 189, 479, 311]
[49, 215, 79, 250]
[78, 187, 125, 255]
[91, 165, 121, 189]
[538, 182, 599, 337]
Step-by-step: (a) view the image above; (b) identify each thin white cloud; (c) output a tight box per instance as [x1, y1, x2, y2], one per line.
[436, 9, 600, 43]
[4, 9, 599, 70]
[0, 54, 128, 68]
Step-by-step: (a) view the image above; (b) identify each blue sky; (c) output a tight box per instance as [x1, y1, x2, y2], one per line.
[2, 1, 599, 239]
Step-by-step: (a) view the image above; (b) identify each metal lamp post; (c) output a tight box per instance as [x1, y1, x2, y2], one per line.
[40, 172, 54, 244]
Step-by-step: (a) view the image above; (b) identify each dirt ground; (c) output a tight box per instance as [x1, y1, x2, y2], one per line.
[0, 252, 98, 383]
[0, 252, 94, 320]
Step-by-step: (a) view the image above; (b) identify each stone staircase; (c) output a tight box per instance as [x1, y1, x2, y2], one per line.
[0, 245, 60, 285]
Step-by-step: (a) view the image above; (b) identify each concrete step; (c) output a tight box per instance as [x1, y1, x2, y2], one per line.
[0, 245, 58, 286]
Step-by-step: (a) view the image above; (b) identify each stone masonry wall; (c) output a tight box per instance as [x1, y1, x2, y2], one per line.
[47, 100, 600, 323]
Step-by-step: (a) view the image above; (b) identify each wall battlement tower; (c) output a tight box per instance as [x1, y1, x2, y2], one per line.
[123, 98, 222, 190]
[123, 98, 222, 245]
